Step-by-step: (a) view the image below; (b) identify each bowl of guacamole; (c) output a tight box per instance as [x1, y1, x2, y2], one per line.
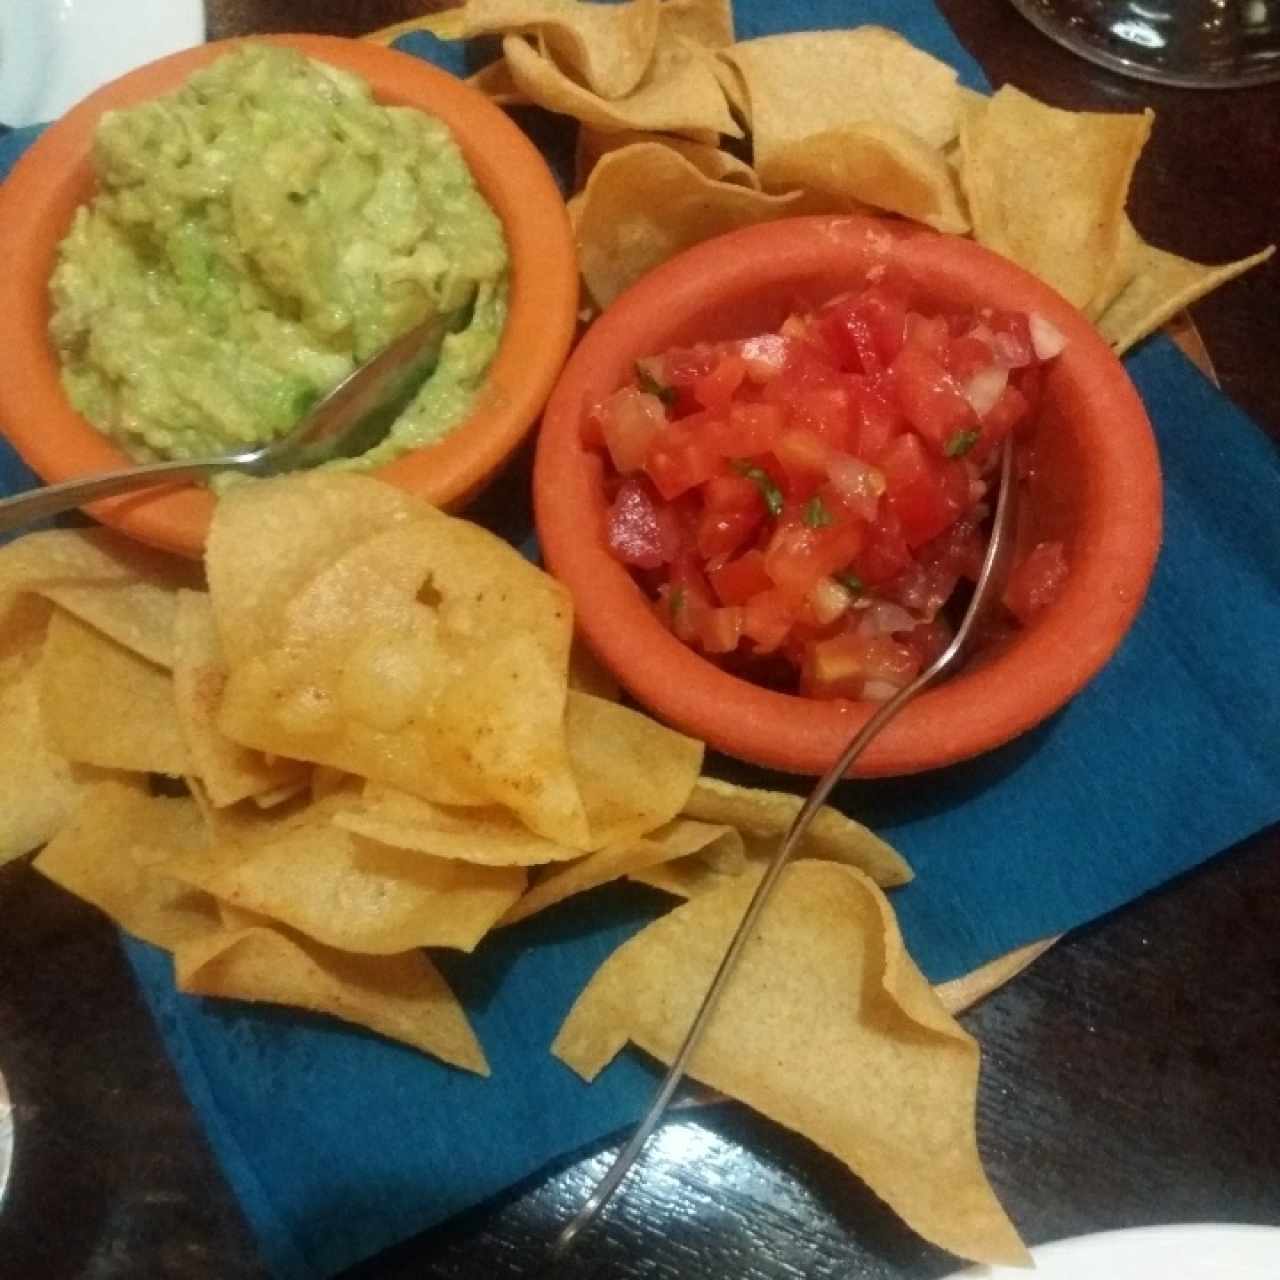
[0, 35, 578, 555]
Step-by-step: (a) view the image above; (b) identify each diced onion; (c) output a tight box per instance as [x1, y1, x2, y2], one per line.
[864, 601, 916, 635]
[863, 678, 903, 702]
[826, 455, 885, 522]
[962, 365, 1008, 417]
[1028, 311, 1067, 360]
[991, 331, 1031, 368]
[807, 577, 852, 625]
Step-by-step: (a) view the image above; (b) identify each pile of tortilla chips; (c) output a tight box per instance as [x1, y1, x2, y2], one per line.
[374, 0, 1271, 351]
[0, 470, 1037, 1264]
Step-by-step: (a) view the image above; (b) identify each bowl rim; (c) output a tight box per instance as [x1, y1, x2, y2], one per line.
[534, 214, 1163, 777]
[0, 33, 578, 557]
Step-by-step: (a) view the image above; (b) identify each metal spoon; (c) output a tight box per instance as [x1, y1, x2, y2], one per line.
[551, 436, 1020, 1261]
[0, 299, 471, 534]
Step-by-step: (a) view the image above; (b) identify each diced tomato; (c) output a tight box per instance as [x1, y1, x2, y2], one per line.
[606, 477, 681, 569]
[946, 333, 997, 383]
[891, 343, 977, 452]
[902, 311, 949, 360]
[801, 631, 919, 699]
[702, 472, 762, 513]
[815, 287, 909, 373]
[645, 421, 720, 500]
[709, 549, 774, 605]
[847, 375, 901, 460]
[697, 605, 744, 654]
[761, 345, 843, 405]
[741, 588, 795, 654]
[734, 332, 796, 382]
[772, 428, 831, 498]
[692, 353, 748, 411]
[985, 310, 1034, 368]
[763, 514, 865, 600]
[854, 509, 913, 585]
[900, 616, 954, 669]
[878, 433, 970, 548]
[696, 504, 760, 564]
[708, 401, 785, 456]
[595, 385, 668, 473]
[1004, 540, 1068, 624]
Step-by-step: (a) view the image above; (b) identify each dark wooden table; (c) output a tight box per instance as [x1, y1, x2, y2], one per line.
[2, 2, 1278, 1277]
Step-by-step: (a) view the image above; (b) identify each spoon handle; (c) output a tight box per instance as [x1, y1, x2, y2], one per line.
[0, 455, 237, 534]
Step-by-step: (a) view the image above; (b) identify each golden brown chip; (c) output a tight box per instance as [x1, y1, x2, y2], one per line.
[500, 818, 741, 925]
[502, 22, 740, 141]
[573, 141, 797, 307]
[332, 785, 582, 867]
[39, 608, 190, 776]
[629, 855, 733, 899]
[1096, 239, 1275, 354]
[958, 86, 1152, 314]
[33, 780, 220, 949]
[722, 28, 963, 171]
[681, 776, 912, 886]
[217, 503, 588, 842]
[660, 0, 734, 48]
[205, 472, 422, 668]
[0, 624, 117, 865]
[575, 125, 759, 191]
[467, 58, 530, 106]
[762, 122, 969, 232]
[174, 913, 489, 1074]
[567, 638, 623, 701]
[0, 527, 190, 668]
[165, 799, 526, 955]
[452, 0, 661, 100]
[173, 591, 307, 808]
[554, 860, 1028, 1267]
[567, 690, 704, 848]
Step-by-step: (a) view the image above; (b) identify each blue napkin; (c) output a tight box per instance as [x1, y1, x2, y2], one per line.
[3, 5, 1279, 1277]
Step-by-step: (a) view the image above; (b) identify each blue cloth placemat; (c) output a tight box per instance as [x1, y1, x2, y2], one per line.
[3, 4, 1279, 1277]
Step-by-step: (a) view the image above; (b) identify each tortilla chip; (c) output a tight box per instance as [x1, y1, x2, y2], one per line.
[567, 690, 704, 848]
[629, 855, 734, 899]
[332, 785, 583, 866]
[660, 0, 734, 49]
[502, 24, 740, 141]
[39, 608, 190, 776]
[959, 86, 1153, 314]
[0, 527, 189, 667]
[165, 799, 526, 955]
[0, 625, 115, 864]
[500, 817, 742, 925]
[681, 776, 912, 886]
[206, 472, 422, 668]
[762, 122, 969, 232]
[575, 125, 759, 191]
[467, 58, 530, 106]
[554, 861, 1028, 1267]
[173, 591, 307, 808]
[573, 142, 798, 307]
[1096, 240, 1275, 355]
[567, 639, 622, 701]
[33, 780, 220, 949]
[364, 10, 468, 45]
[722, 28, 963, 173]
[174, 913, 489, 1074]
[452, 0, 661, 100]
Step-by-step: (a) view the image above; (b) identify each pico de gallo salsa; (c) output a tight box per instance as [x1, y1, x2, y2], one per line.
[587, 284, 1069, 702]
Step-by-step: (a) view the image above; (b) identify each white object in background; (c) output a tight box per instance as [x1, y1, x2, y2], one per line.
[945, 1223, 1280, 1278]
[0, 0, 204, 127]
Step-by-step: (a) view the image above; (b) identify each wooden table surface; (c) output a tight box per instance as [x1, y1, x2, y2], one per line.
[2, 2, 1278, 1277]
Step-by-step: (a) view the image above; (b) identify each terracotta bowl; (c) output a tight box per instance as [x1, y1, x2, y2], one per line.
[534, 216, 1162, 777]
[0, 35, 578, 557]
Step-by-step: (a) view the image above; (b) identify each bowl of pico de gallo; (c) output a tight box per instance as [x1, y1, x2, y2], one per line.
[534, 215, 1161, 776]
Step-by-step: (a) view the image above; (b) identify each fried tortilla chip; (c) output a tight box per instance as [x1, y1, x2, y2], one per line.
[1096, 240, 1275, 355]
[205, 472, 422, 668]
[452, 0, 661, 100]
[959, 86, 1153, 314]
[165, 799, 526, 955]
[660, 0, 734, 49]
[332, 785, 582, 866]
[173, 591, 307, 808]
[0, 527, 189, 668]
[500, 817, 742, 925]
[217, 505, 589, 842]
[575, 125, 759, 191]
[722, 28, 963, 172]
[174, 912, 489, 1074]
[554, 861, 1028, 1267]
[502, 22, 740, 141]
[573, 142, 798, 306]
[39, 608, 190, 776]
[33, 780, 220, 949]
[567, 690, 704, 848]
[763, 122, 969, 232]
[681, 776, 912, 886]
[467, 57, 529, 105]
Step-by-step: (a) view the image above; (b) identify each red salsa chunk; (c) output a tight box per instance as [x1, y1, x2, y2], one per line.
[589, 284, 1069, 702]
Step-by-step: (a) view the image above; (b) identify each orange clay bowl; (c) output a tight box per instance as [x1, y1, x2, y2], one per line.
[0, 35, 577, 558]
[534, 216, 1163, 778]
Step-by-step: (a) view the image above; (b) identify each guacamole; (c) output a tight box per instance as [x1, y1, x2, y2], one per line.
[49, 45, 509, 468]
